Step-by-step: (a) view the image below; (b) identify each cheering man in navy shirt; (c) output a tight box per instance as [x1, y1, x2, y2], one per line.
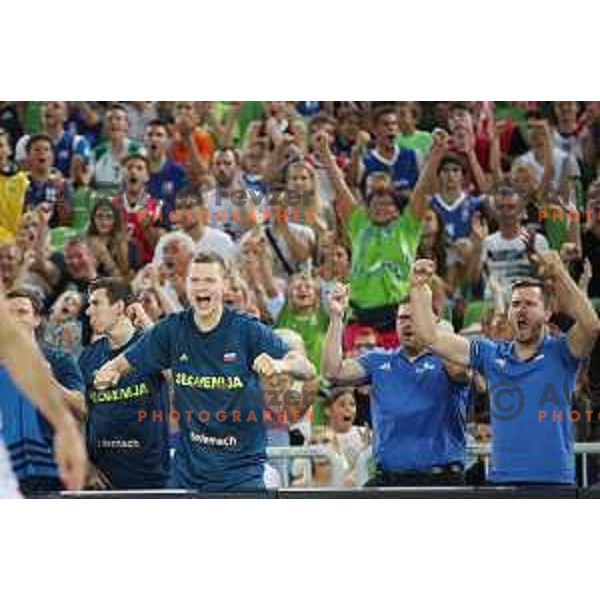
[94, 252, 316, 491]
[79, 278, 170, 489]
[410, 252, 600, 486]
[322, 284, 471, 486]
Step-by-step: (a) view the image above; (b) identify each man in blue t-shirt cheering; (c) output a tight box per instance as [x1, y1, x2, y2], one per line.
[94, 252, 316, 491]
[322, 284, 471, 486]
[410, 253, 600, 485]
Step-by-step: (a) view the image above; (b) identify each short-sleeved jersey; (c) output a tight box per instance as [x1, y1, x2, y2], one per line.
[469, 333, 579, 484]
[347, 205, 422, 309]
[16, 130, 91, 177]
[0, 346, 84, 483]
[147, 159, 189, 226]
[79, 333, 170, 489]
[358, 348, 469, 471]
[123, 308, 289, 490]
[362, 147, 419, 193]
[429, 193, 482, 241]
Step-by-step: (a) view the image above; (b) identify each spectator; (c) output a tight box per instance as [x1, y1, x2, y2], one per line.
[16, 101, 91, 184]
[152, 230, 195, 311]
[478, 188, 549, 301]
[396, 101, 433, 157]
[144, 119, 189, 220]
[24, 133, 73, 228]
[0, 128, 28, 243]
[0, 102, 23, 148]
[36, 235, 99, 304]
[169, 101, 214, 183]
[86, 199, 141, 280]
[112, 154, 163, 264]
[322, 387, 372, 486]
[125, 102, 158, 143]
[320, 128, 433, 345]
[514, 111, 580, 197]
[428, 152, 483, 291]
[245, 101, 306, 152]
[275, 271, 329, 376]
[284, 159, 331, 234]
[552, 101, 585, 160]
[205, 148, 253, 240]
[353, 105, 420, 196]
[92, 104, 143, 185]
[42, 290, 85, 358]
[153, 194, 236, 265]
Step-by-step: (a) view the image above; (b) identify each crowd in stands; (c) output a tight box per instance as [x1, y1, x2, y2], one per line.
[1, 100, 600, 491]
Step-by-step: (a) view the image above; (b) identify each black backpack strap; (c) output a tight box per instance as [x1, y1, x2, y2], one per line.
[265, 225, 295, 276]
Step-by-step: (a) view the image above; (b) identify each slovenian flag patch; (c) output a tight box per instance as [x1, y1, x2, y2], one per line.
[223, 352, 237, 363]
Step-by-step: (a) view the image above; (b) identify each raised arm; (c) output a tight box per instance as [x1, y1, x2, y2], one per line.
[538, 250, 600, 358]
[410, 259, 470, 367]
[321, 283, 367, 382]
[319, 132, 359, 222]
[408, 128, 449, 220]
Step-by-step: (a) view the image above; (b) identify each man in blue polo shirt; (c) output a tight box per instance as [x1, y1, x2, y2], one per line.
[322, 284, 470, 486]
[93, 252, 316, 491]
[410, 253, 600, 485]
[79, 278, 170, 490]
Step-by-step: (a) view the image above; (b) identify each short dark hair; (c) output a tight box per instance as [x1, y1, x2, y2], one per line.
[448, 102, 471, 114]
[107, 103, 128, 116]
[437, 153, 466, 175]
[26, 133, 54, 154]
[192, 251, 227, 272]
[510, 278, 549, 305]
[372, 105, 397, 125]
[122, 153, 149, 170]
[145, 118, 168, 132]
[6, 288, 44, 316]
[88, 277, 133, 306]
[526, 110, 545, 122]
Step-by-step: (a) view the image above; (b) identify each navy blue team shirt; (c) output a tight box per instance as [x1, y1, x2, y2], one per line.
[357, 347, 469, 471]
[123, 307, 289, 491]
[0, 346, 85, 484]
[79, 332, 170, 489]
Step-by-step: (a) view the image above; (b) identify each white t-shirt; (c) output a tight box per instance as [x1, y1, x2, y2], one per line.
[153, 226, 236, 265]
[513, 147, 580, 190]
[481, 230, 549, 300]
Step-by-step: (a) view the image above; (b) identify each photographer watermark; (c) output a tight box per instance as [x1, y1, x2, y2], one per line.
[82, 181, 314, 219]
[483, 179, 591, 224]
[489, 379, 598, 423]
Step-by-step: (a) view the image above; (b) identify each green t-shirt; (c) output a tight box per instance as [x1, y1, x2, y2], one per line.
[396, 130, 433, 156]
[276, 306, 329, 374]
[541, 207, 570, 250]
[24, 102, 44, 134]
[275, 305, 329, 425]
[347, 205, 422, 309]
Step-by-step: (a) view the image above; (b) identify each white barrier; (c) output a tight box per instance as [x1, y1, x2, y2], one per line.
[266, 442, 600, 487]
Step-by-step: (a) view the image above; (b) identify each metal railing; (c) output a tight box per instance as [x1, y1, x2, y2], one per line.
[266, 442, 600, 488]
